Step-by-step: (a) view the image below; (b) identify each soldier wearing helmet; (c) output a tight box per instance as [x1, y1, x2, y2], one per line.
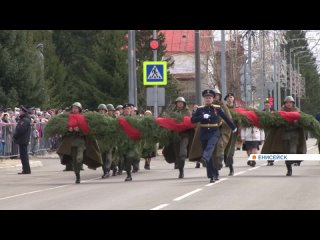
[97, 104, 108, 115]
[106, 104, 115, 117]
[116, 105, 123, 115]
[72, 102, 82, 113]
[261, 96, 306, 176]
[162, 96, 193, 179]
[57, 102, 102, 184]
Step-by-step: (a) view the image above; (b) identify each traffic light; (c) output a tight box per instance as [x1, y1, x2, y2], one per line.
[150, 39, 159, 50]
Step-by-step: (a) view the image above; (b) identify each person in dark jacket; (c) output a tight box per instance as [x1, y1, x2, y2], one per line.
[14, 106, 32, 174]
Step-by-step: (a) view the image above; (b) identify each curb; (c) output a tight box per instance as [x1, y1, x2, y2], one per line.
[0, 160, 43, 169]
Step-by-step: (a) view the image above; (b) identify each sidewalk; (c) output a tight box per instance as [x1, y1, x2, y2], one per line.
[0, 152, 60, 169]
[0, 159, 43, 169]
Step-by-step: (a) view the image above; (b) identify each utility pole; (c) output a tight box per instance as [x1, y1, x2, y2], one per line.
[132, 30, 137, 107]
[128, 30, 134, 104]
[273, 32, 278, 110]
[195, 30, 201, 105]
[277, 37, 281, 110]
[153, 30, 158, 117]
[247, 30, 252, 106]
[221, 30, 227, 100]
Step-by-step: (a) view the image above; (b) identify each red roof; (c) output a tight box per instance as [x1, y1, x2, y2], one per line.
[161, 30, 244, 54]
[161, 30, 211, 53]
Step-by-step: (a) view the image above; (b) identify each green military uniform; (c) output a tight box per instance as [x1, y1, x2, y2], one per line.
[224, 102, 238, 175]
[261, 97, 306, 176]
[57, 102, 102, 183]
[212, 100, 232, 173]
[162, 97, 194, 179]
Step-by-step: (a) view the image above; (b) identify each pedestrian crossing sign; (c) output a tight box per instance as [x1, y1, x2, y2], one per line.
[143, 61, 167, 85]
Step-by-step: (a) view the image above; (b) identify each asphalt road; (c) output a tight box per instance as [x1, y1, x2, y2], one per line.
[0, 139, 319, 210]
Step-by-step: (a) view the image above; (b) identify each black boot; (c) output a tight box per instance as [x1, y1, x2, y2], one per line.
[210, 177, 215, 183]
[286, 164, 292, 176]
[195, 162, 200, 168]
[228, 165, 234, 176]
[75, 173, 80, 184]
[112, 168, 117, 176]
[178, 168, 184, 179]
[144, 158, 150, 170]
[101, 169, 110, 179]
[125, 171, 132, 181]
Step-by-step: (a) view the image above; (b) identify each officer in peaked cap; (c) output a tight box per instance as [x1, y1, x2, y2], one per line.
[192, 89, 237, 183]
[202, 89, 215, 97]
[14, 105, 32, 174]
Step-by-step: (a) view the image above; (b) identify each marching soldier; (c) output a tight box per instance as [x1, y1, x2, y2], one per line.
[211, 89, 234, 176]
[163, 97, 193, 178]
[57, 102, 102, 183]
[191, 90, 236, 183]
[263, 100, 275, 166]
[261, 96, 306, 176]
[97, 104, 113, 178]
[224, 93, 238, 175]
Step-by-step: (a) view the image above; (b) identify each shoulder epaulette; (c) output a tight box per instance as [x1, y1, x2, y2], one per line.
[198, 105, 205, 108]
[212, 104, 221, 108]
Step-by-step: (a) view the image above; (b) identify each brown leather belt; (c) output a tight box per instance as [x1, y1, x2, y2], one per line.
[200, 122, 222, 128]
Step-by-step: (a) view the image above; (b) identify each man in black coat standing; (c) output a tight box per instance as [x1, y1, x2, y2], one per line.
[14, 106, 32, 174]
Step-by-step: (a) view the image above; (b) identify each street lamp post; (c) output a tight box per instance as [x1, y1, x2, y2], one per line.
[289, 46, 306, 96]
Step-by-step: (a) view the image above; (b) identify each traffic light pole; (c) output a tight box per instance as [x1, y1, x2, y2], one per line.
[153, 30, 158, 117]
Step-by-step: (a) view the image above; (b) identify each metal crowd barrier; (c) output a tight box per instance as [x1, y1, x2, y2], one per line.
[0, 122, 59, 159]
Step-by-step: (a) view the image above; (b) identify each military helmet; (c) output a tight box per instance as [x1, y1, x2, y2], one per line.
[72, 102, 82, 110]
[175, 97, 186, 103]
[213, 88, 221, 95]
[116, 105, 123, 110]
[106, 104, 115, 111]
[97, 104, 107, 110]
[284, 96, 295, 103]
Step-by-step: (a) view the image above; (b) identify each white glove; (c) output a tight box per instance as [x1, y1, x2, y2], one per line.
[203, 114, 210, 119]
[232, 128, 237, 133]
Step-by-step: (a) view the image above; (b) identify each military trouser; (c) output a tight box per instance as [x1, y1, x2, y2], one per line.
[213, 137, 225, 171]
[224, 132, 237, 167]
[102, 150, 113, 174]
[318, 140, 320, 154]
[71, 137, 86, 175]
[283, 131, 302, 171]
[200, 128, 220, 179]
[124, 150, 137, 176]
[173, 135, 189, 170]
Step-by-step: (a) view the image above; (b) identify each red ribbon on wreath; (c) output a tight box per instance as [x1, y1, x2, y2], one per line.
[117, 117, 141, 140]
[233, 108, 260, 127]
[277, 111, 300, 124]
[68, 113, 90, 134]
[155, 116, 195, 132]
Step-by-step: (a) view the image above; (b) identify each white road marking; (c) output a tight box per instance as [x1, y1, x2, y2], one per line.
[248, 166, 261, 171]
[0, 177, 100, 201]
[150, 203, 169, 210]
[205, 178, 227, 186]
[173, 188, 203, 201]
[233, 171, 246, 176]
